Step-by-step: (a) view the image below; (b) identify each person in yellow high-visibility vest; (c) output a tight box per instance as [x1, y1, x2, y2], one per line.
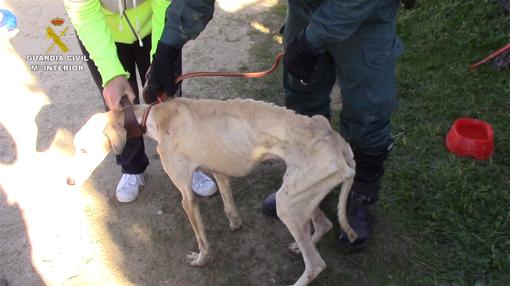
[64, 0, 217, 202]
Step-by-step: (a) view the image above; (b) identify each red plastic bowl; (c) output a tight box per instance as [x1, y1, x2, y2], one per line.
[446, 118, 494, 160]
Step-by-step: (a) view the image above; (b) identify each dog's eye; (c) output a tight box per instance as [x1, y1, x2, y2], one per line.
[80, 149, 87, 154]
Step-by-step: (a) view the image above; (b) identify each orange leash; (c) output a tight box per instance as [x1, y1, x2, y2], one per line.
[140, 53, 285, 133]
[175, 53, 285, 83]
[469, 43, 510, 71]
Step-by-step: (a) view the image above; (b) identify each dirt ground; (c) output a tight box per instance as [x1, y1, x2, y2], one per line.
[0, 1, 376, 286]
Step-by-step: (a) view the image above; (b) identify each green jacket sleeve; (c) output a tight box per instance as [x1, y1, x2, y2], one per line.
[150, 0, 171, 60]
[159, 0, 215, 48]
[304, 0, 398, 52]
[64, 0, 129, 86]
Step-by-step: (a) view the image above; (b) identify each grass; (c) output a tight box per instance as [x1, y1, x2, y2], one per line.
[246, 0, 510, 285]
[384, 0, 510, 284]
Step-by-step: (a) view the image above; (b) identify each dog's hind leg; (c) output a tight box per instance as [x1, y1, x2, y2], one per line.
[278, 190, 325, 286]
[160, 153, 210, 266]
[276, 170, 333, 286]
[289, 208, 333, 254]
[212, 173, 242, 230]
[278, 158, 351, 285]
[310, 208, 333, 243]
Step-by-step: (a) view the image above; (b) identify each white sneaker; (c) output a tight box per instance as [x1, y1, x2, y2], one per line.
[116, 173, 145, 203]
[192, 171, 217, 197]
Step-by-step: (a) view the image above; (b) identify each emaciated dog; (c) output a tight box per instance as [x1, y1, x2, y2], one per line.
[68, 97, 357, 286]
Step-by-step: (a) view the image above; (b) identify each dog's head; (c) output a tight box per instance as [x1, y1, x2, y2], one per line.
[67, 111, 126, 186]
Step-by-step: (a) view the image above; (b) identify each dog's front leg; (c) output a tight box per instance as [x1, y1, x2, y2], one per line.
[161, 153, 210, 266]
[181, 190, 210, 266]
[212, 173, 242, 230]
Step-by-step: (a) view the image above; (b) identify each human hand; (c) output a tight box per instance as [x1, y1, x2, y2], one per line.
[102, 76, 135, 111]
[284, 31, 318, 84]
[143, 42, 181, 103]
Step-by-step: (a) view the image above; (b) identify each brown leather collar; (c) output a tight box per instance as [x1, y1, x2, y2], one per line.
[120, 96, 144, 139]
[140, 92, 168, 134]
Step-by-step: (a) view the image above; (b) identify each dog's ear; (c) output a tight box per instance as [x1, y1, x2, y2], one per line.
[104, 119, 126, 155]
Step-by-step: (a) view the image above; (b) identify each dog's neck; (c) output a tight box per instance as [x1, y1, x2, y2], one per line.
[129, 104, 158, 141]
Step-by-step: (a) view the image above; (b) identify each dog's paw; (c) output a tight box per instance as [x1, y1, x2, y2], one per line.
[186, 251, 208, 266]
[229, 217, 242, 231]
[288, 242, 301, 254]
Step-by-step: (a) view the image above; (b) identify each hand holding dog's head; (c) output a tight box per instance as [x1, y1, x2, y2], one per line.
[67, 111, 126, 186]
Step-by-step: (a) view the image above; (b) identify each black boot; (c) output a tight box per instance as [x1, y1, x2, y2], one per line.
[338, 146, 390, 252]
[261, 192, 278, 218]
[338, 180, 379, 251]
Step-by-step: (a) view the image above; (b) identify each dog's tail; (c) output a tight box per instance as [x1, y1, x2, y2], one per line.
[337, 143, 357, 242]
